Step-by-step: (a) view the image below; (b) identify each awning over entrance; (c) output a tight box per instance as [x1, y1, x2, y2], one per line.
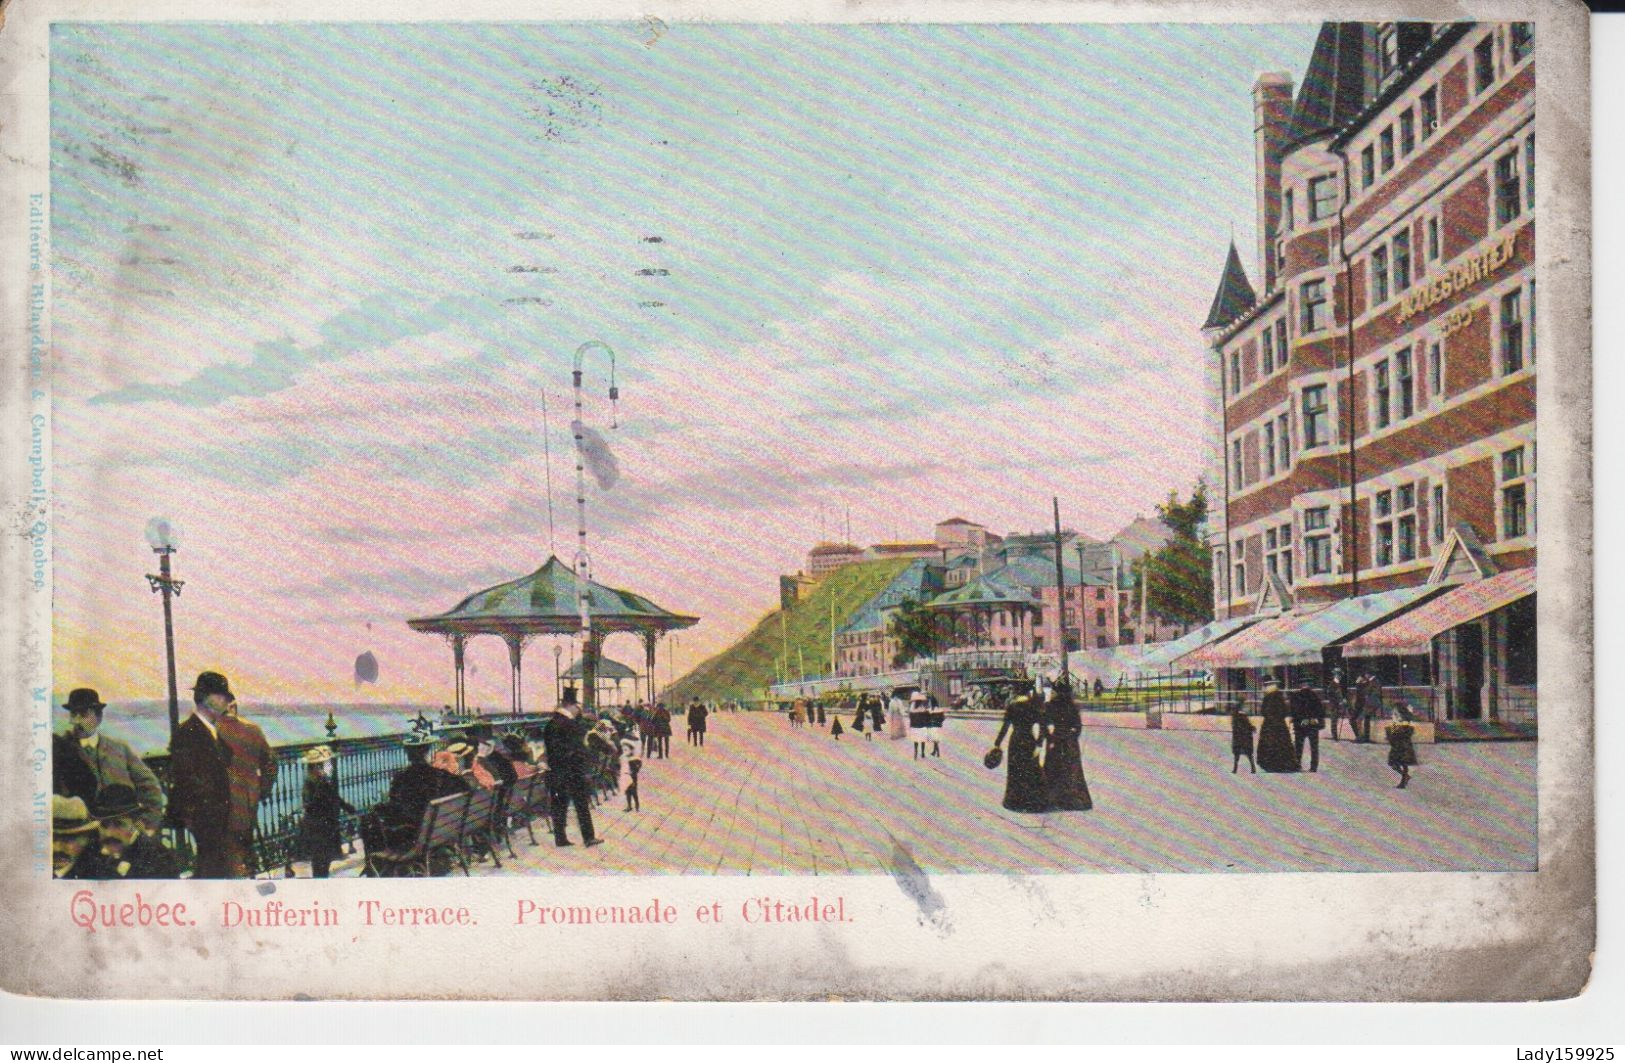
[1176, 585, 1438, 670]
[1136, 615, 1260, 671]
[1341, 567, 1535, 658]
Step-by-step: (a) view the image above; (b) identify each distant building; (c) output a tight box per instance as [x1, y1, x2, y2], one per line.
[934, 517, 1001, 556]
[862, 541, 942, 563]
[806, 541, 863, 577]
[834, 560, 945, 677]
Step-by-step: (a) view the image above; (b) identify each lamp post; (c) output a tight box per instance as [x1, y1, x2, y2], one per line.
[553, 643, 564, 709]
[143, 517, 184, 740]
[571, 340, 619, 713]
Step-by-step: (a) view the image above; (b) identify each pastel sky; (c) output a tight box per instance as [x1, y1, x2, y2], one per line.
[50, 21, 1318, 706]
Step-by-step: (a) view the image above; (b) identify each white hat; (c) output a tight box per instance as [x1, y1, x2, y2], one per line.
[302, 745, 334, 765]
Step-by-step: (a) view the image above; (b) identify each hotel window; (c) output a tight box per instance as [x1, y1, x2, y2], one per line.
[1282, 189, 1295, 232]
[1308, 175, 1337, 221]
[1374, 361, 1392, 429]
[1374, 489, 1395, 567]
[1371, 246, 1390, 305]
[1432, 483, 1448, 544]
[1261, 331, 1274, 374]
[1501, 446, 1530, 539]
[1276, 411, 1292, 471]
[1233, 540, 1246, 598]
[1526, 134, 1535, 211]
[1095, 609, 1105, 627]
[1396, 483, 1418, 563]
[1304, 507, 1333, 576]
[1420, 86, 1439, 137]
[1399, 111, 1415, 157]
[1229, 351, 1241, 394]
[1264, 421, 1277, 476]
[1396, 349, 1415, 420]
[1361, 145, 1376, 189]
[1380, 127, 1395, 173]
[1276, 318, 1290, 369]
[1475, 34, 1497, 94]
[1394, 231, 1412, 292]
[1426, 216, 1441, 261]
[1232, 438, 1244, 488]
[1302, 384, 1330, 447]
[1301, 279, 1329, 333]
[1501, 289, 1525, 374]
[1265, 525, 1294, 584]
[1428, 341, 1443, 402]
[1511, 22, 1534, 64]
[1495, 148, 1522, 226]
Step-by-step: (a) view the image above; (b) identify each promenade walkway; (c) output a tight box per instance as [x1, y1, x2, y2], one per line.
[462, 712, 1535, 877]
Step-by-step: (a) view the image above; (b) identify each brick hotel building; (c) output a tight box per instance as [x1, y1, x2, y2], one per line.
[1193, 21, 1536, 725]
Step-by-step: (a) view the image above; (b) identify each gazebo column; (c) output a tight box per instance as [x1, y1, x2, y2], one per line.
[581, 630, 602, 713]
[505, 635, 525, 716]
[452, 635, 467, 715]
[644, 630, 658, 705]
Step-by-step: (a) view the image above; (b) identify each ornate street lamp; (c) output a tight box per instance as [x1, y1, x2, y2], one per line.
[143, 517, 184, 739]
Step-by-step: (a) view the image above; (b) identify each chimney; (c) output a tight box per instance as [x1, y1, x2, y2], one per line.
[1253, 72, 1294, 293]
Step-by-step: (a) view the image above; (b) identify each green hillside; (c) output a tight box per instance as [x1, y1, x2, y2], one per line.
[666, 558, 914, 704]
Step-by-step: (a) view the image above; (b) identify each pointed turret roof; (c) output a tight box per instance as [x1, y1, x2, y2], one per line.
[1203, 243, 1257, 330]
[1287, 22, 1373, 144]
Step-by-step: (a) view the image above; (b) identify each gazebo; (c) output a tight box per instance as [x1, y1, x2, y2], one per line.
[407, 556, 698, 713]
[925, 571, 1041, 652]
[560, 657, 641, 708]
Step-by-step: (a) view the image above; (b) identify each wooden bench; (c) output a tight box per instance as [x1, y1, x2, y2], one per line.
[458, 787, 502, 871]
[364, 791, 471, 878]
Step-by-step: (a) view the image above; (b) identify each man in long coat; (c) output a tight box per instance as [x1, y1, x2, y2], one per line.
[167, 671, 239, 878]
[542, 688, 600, 848]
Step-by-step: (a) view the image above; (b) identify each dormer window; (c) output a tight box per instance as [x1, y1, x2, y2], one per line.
[1378, 24, 1400, 79]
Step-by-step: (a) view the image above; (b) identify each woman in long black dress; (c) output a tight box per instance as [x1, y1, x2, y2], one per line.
[1041, 678, 1092, 811]
[989, 683, 1049, 813]
[1255, 683, 1300, 773]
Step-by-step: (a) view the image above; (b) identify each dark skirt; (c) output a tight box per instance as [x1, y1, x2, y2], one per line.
[1256, 716, 1299, 773]
[1387, 725, 1419, 767]
[1003, 732, 1048, 813]
[1043, 735, 1092, 811]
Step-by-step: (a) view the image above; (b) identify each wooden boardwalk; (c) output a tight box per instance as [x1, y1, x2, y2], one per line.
[467, 711, 1536, 877]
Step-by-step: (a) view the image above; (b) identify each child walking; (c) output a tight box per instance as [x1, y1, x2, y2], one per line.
[298, 746, 356, 878]
[1385, 720, 1418, 788]
[621, 739, 642, 811]
[1230, 704, 1256, 774]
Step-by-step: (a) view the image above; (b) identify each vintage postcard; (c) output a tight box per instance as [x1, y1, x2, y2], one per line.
[0, 0, 1593, 1002]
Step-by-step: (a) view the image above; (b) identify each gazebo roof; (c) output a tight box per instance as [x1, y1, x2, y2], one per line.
[562, 657, 639, 681]
[407, 555, 698, 638]
[925, 571, 1037, 610]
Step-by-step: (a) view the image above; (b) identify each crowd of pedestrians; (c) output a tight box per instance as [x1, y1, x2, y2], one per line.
[1227, 672, 1421, 787]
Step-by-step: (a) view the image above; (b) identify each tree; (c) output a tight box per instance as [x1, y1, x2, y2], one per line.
[1134, 480, 1214, 628]
[888, 597, 945, 668]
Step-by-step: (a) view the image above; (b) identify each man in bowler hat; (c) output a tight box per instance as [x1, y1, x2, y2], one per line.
[168, 671, 239, 877]
[60, 688, 166, 830]
[542, 687, 601, 848]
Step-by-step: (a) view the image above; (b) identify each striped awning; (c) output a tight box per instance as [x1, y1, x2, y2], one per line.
[1341, 568, 1535, 658]
[1176, 585, 1439, 670]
